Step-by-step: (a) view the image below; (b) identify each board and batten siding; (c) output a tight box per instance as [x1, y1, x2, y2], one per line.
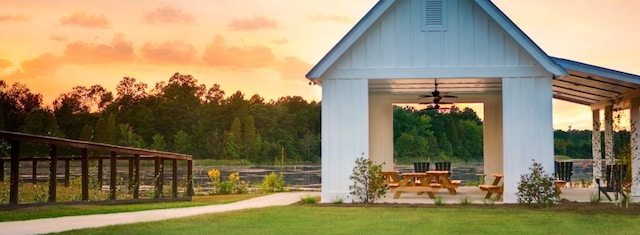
[321, 78, 369, 202]
[326, 0, 549, 79]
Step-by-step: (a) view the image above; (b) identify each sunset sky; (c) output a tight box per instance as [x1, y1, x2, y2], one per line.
[1, 0, 639, 130]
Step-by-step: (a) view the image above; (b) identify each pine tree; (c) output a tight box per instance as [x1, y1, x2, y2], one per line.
[107, 113, 117, 144]
[243, 115, 257, 161]
[94, 117, 107, 143]
[78, 124, 93, 141]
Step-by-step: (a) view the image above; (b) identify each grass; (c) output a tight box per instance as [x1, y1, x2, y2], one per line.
[0, 194, 262, 222]
[55, 206, 640, 235]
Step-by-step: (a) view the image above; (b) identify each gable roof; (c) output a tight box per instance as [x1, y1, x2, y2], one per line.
[473, 0, 566, 76]
[306, 0, 397, 80]
[306, 0, 568, 80]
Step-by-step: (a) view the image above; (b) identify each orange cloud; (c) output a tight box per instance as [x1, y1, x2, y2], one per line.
[202, 35, 277, 69]
[0, 13, 31, 22]
[140, 40, 198, 65]
[307, 13, 353, 24]
[49, 34, 67, 41]
[277, 57, 312, 80]
[228, 15, 277, 31]
[63, 33, 135, 64]
[143, 6, 194, 24]
[0, 59, 12, 69]
[271, 38, 288, 45]
[2, 53, 61, 80]
[60, 11, 110, 28]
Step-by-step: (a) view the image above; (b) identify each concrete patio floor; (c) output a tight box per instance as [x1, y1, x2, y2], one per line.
[378, 186, 606, 204]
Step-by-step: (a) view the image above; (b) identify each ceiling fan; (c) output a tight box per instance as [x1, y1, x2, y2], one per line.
[418, 79, 457, 110]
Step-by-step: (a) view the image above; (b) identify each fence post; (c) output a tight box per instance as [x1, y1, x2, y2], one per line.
[172, 159, 178, 198]
[133, 154, 140, 199]
[64, 159, 70, 187]
[187, 159, 193, 197]
[110, 151, 117, 200]
[0, 158, 4, 182]
[81, 148, 89, 201]
[10, 141, 20, 205]
[154, 157, 163, 199]
[49, 145, 57, 203]
[97, 159, 103, 188]
[128, 158, 133, 191]
[32, 159, 37, 184]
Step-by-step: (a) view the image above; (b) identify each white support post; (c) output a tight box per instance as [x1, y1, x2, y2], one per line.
[483, 93, 503, 184]
[369, 95, 394, 170]
[502, 76, 554, 203]
[604, 105, 614, 165]
[630, 98, 640, 196]
[592, 109, 602, 186]
[320, 78, 369, 203]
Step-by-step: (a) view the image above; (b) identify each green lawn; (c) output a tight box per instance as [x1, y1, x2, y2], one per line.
[56, 206, 640, 235]
[0, 194, 261, 222]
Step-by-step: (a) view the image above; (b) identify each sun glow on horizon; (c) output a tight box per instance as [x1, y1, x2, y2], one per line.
[1, 0, 639, 131]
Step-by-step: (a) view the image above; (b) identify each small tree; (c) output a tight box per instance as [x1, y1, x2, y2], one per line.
[517, 159, 560, 207]
[349, 154, 387, 203]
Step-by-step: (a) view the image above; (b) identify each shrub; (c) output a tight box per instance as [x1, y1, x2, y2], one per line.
[261, 172, 286, 193]
[348, 154, 388, 203]
[332, 197, 344, 204]
[300, 195, 319, 204]
[217, 181, 234, 195]
[212, 171, 248, 195]
[434, 197, 445, 206]
[516, 159, 560, 207]
[459, 197, 472, 205]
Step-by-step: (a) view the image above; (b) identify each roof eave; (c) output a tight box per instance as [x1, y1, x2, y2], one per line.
[474, 0, 567, 77]
[306, 0, 397, 80]
[551, 57, 640, 85]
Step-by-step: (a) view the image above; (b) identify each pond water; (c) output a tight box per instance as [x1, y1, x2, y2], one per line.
[18, 160, 594, 190]
[193, 160, 594, 189]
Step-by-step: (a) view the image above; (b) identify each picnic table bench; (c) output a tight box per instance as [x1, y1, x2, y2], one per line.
[479, 173, 503, 200]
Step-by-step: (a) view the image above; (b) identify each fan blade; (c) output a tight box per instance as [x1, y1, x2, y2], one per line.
[419, 102, 454, 105]
[441, 95, 458, 98]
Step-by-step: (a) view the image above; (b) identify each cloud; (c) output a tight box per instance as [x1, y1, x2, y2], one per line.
[307, 13, 353, 24]
[271, 38, 288, 45]
[60, 11, 110, 28]
[140, 40, 198, 65]
[0, 59, 12, 69]
[143, 6, 194, 25]
[277, 57, 312, 80]
[0, 13, 31, 22]
[203, 35, 277, 69]
[49, 34, 67, 42]
[63, 33, 135, 64]
[2, 53, 61, 80]
[228, 15, 277, 31]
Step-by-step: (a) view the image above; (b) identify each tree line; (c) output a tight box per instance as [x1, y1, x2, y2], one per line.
[554, 129, 631, 161]
[393, 105, 483, 163]
[0, 74, 319, 164]
[3, 75, 624, 164]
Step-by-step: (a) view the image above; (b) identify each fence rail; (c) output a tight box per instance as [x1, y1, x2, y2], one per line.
[0, 130, 193, 207]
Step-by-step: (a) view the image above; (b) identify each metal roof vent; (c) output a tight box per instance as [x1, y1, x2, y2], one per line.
[422, 0, 447, 32]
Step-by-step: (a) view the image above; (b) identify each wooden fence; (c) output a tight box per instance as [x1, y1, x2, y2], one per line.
[0, 131, 193, 207]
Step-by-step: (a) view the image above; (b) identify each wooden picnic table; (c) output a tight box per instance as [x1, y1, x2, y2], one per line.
[390, 171, 461, 199]
[424, 170, 461, 195]
[382, 171, 401, 190]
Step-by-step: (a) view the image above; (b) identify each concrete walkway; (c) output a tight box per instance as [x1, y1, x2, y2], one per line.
[0, 192, 320, 235]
